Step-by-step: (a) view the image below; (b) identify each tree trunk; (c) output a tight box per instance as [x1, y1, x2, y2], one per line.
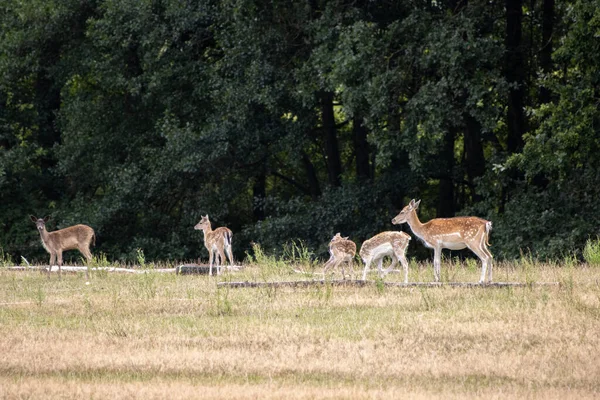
[352, 116, 371, 180]
[437, 129, 455, 218]
[321, 91, 342, 187]
[505, 0, 526, 153]
[252, 167, 266, 221]
[302, 151, 321, 200]
[463, 114, 486, 202]
[539, 0, 554, 104]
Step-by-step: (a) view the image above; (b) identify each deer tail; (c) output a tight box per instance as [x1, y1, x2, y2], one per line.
[485, 221, 492, 247]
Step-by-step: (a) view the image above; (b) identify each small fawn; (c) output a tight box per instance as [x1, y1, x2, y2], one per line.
[359, 231, 411, 282]
[194, 215, 233, 276]
[323, 233, 356, 279]
[30, 216, 95, 280]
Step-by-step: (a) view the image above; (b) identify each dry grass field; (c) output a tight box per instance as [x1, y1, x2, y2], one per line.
[1, 257, 599, 399]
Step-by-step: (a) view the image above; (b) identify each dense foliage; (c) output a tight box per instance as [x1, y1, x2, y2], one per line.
[1, 0, 598, 263]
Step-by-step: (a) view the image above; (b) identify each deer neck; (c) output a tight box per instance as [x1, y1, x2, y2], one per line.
[405, 210, 428, 240]
[38, 227, 52, 250]
[201, 225, 213, 239]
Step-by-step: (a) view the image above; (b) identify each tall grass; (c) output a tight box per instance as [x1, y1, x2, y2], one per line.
[0, 247, 13, 267]
[583, 237, 600, 266]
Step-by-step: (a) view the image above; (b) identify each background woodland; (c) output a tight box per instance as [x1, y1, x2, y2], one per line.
[1, 0, 599, 263]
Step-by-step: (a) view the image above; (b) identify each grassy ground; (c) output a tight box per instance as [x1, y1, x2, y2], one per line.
[1, 258, 599, 399]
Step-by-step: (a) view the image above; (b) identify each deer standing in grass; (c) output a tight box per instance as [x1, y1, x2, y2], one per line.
[194, 215, 233, 276]
[360, 231, 411, 282]
[391, 199, 493, 283]
[30, 216, 95, 280]
[323, 233, 356, 279]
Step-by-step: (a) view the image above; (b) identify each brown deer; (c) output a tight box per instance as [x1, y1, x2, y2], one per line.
[323, 233, 356, 279]
[360, 231, 411, 282]
[30, 216, 95, 280]
[194, 215, 233, 276]
[391, 199, 493, 283]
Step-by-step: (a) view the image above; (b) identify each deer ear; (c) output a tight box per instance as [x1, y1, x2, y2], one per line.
[30, 215, 37, 222]
[413, 200, 421, 209]
[43, 216, 50, 222]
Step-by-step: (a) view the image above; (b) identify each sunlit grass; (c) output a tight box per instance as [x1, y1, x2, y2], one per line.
[1, 257, 599, 399]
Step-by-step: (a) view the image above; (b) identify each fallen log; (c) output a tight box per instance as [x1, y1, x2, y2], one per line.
[5, 266, 175, 274]
[217, 280, 560, 289]
[176, 264, 243, 275]
[5, 264, 243, 275]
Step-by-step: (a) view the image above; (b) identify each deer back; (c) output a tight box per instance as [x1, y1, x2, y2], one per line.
[359, 231, 410, 260]
[422, 216, 489, 241]
[48, 225, 95, 252]
[329, 238, 356, 258]
[206, 227, 231, 248]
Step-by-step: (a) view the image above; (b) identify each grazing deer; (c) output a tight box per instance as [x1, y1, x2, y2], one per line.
[391, 199, 493, 283]
[323, 233, 356, 279]
[360, 231, 411, 282]
[30, 216, 95, 280]
[194, 215, 233, 276]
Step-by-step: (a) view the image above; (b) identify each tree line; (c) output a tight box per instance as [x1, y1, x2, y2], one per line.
[1, 0, 598, 263]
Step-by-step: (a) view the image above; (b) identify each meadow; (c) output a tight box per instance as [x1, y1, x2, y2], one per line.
[1, 253, 599, 399]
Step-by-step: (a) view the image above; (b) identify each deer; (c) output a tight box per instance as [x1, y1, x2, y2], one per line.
[391, 199, 493, 283]
[194, 215, 233, 276]
[359, 231, 411, 282]
[323, 233, 356, 279]
[30, 216, 95, 281]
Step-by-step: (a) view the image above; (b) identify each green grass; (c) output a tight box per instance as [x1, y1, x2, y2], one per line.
[0, 258, 599, 399]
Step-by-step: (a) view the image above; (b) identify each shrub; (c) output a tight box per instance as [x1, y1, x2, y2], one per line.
[583, 237, 600, 266]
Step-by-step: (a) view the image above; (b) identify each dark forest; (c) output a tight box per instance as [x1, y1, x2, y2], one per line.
[1, 0, 599, 263]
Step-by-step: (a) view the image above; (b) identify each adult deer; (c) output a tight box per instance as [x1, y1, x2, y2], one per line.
[323, 233, 356, 279]
[30, 216, 95, 280]
[194, 215, 233, 276]
[391, 199, 493, 283]
[360, 231, 411, 282]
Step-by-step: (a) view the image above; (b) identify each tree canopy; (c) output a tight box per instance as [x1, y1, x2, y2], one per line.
[1, 0, 598, 263]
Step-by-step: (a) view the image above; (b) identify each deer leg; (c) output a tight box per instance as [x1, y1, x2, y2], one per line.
[361, 258, 372, 281]
[376, 257, 384, 278]
[477, 229, 493, 283]
[48, 253, 56, 279]
[468, 240, 491, 284]
[478, 256, 488, 284]
[433, 247, 442, 282]
[486, 257, 493, 282]
[346, 258, 355, 279]
[208, 250, 214, 276]
[226, 245, 234, 266]
[383, 256, 398, 276]
[57, 250, 63, 280]
[323, 255, 335, 276]
[483, 244, 493, 283]
[398, 252, 409, 284]
[342, 257, 353, 280]
[81, 247, 92, 281]
[332, 258, 342, 279]
[216, 247, 226, 275]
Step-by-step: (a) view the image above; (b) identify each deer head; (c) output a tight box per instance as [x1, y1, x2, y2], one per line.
[194, 215, 210, 231]
[30, 215, 50, 232]
[330, 233, 349, 243]
[391, 199, 421, 225]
